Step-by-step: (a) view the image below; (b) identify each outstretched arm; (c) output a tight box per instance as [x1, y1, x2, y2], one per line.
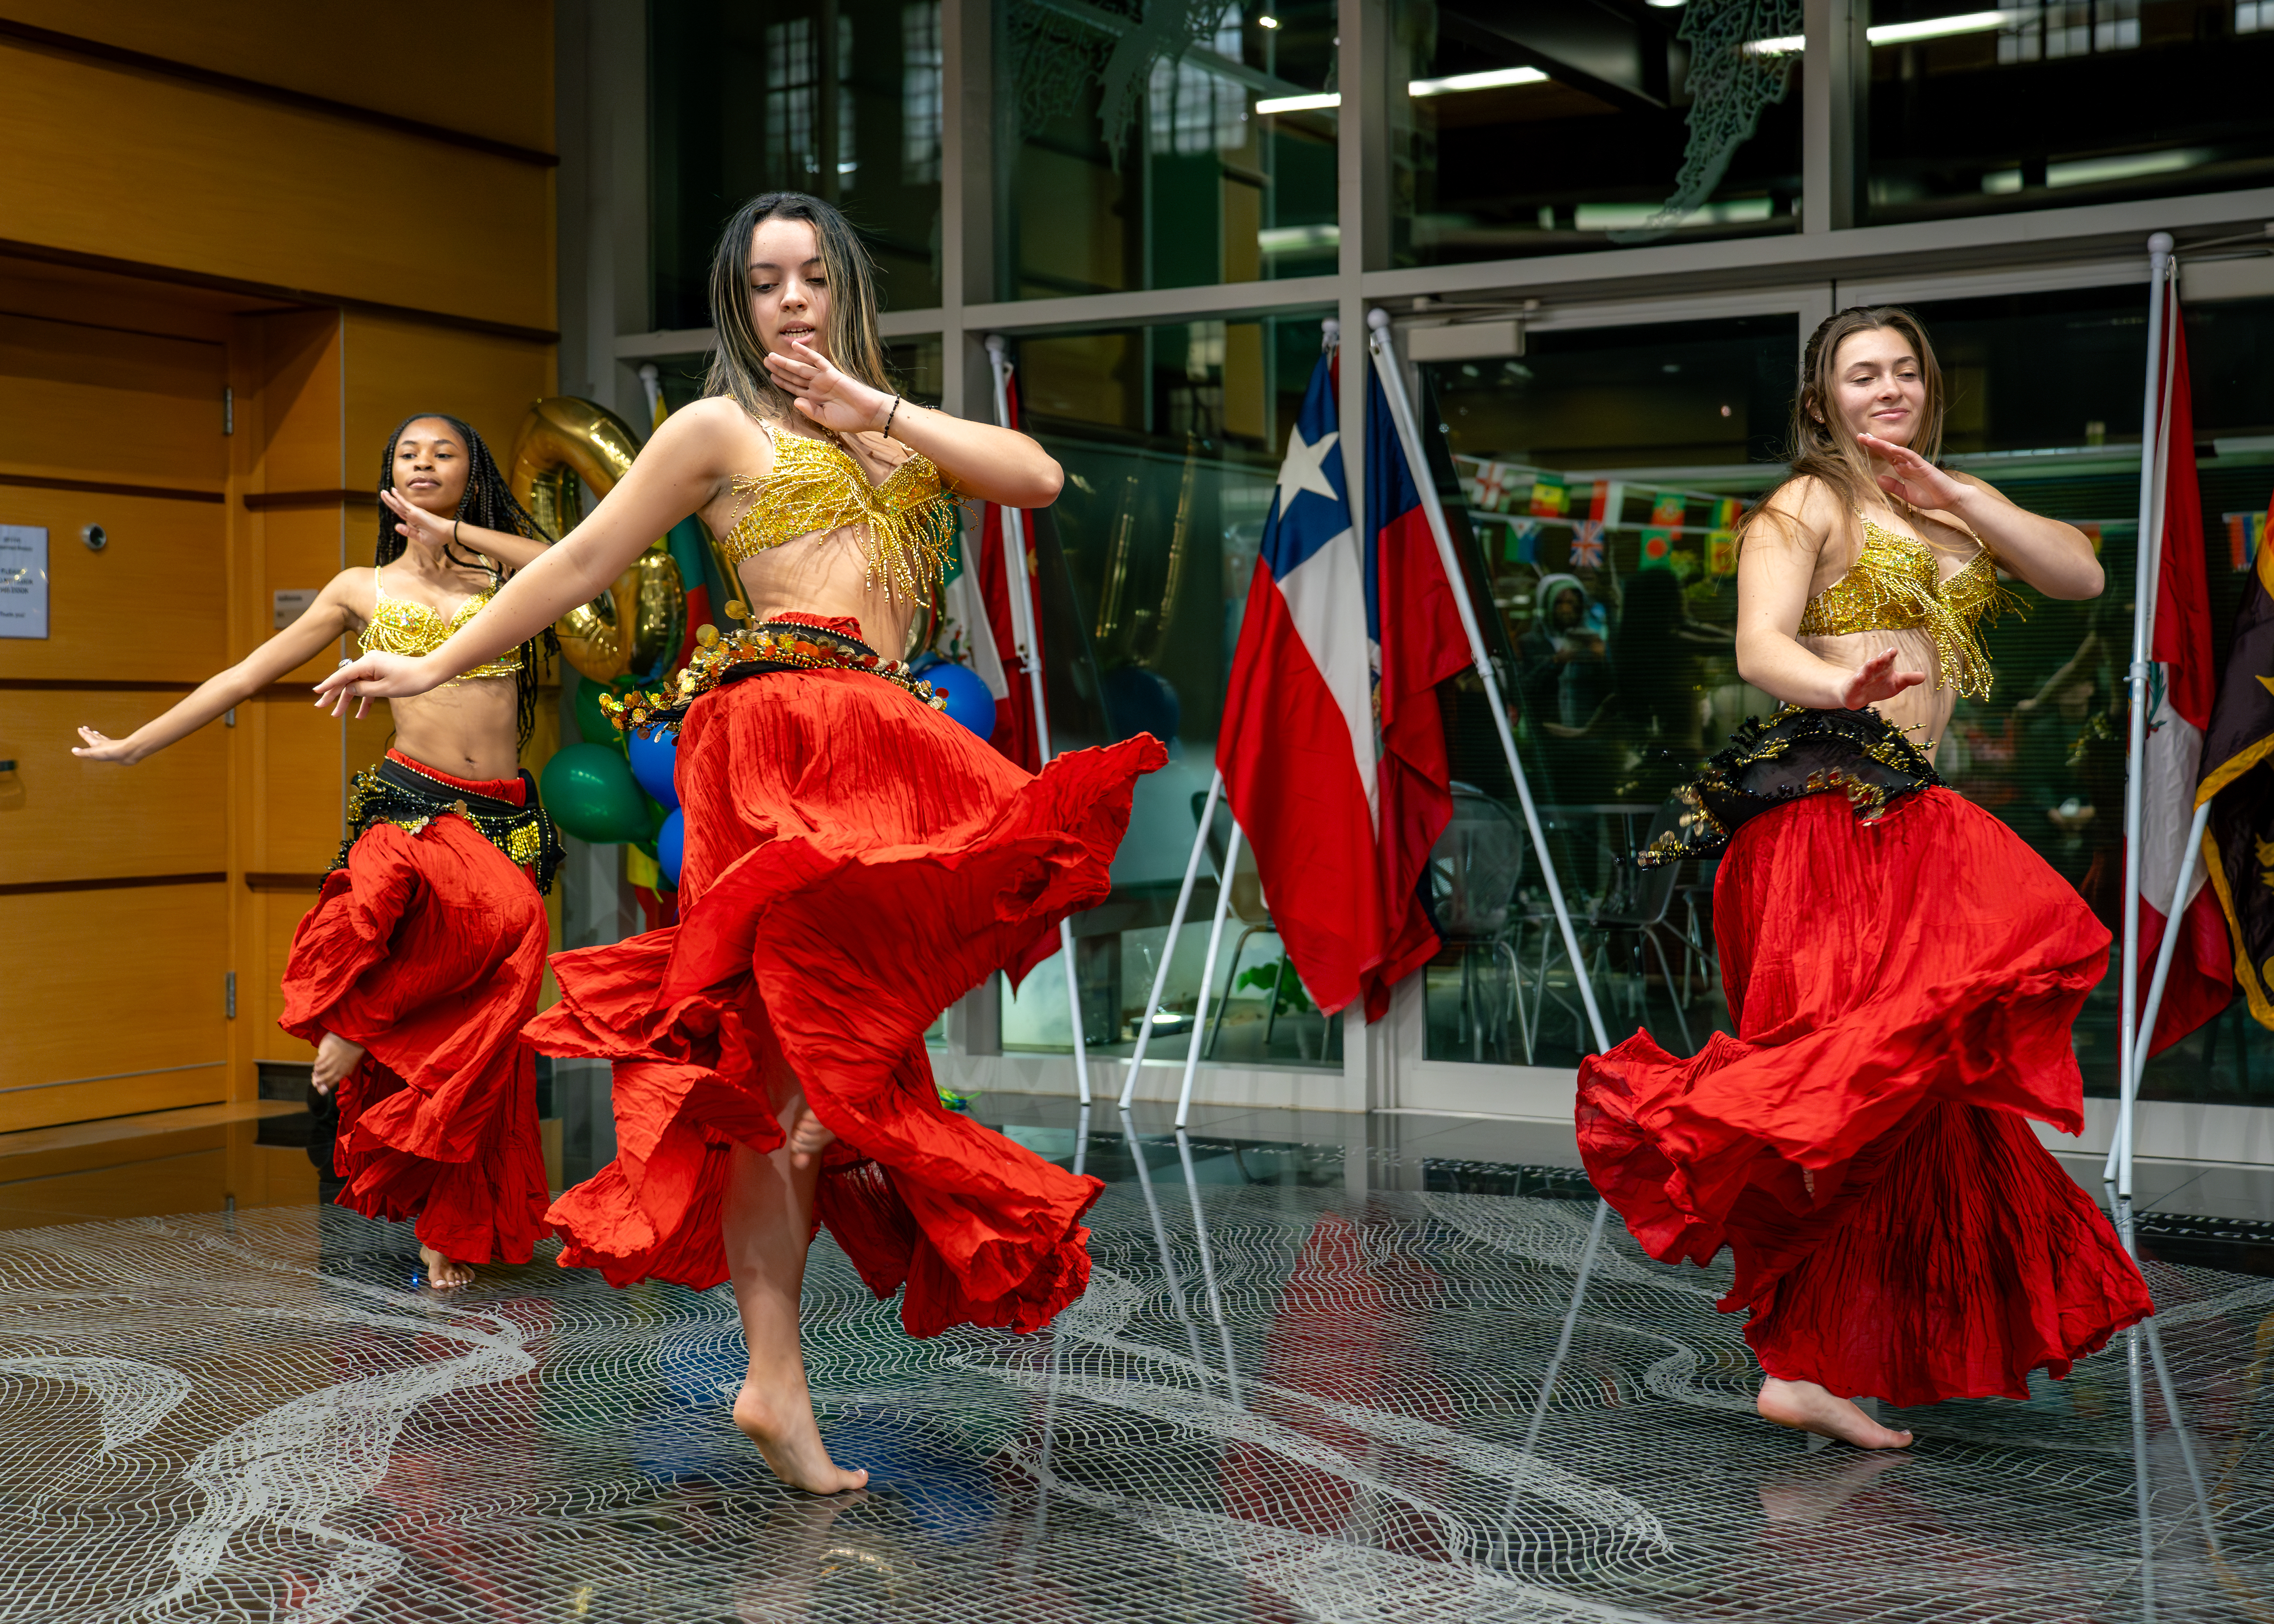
[74, 573, 361, 763]
[765, 338, 1063, 508]
[315, 404, 737, 709]
[1734, 479, 1928, 713]
[1859, 434, 2103, 600]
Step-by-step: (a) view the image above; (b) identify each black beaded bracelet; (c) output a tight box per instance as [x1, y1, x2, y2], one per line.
[883, 396, 902, 438]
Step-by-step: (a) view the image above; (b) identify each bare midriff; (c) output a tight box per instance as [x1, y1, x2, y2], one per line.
[386, 679, 524, 783]
[1796, 625, 1954, 761]
[731, 524, 922, 657]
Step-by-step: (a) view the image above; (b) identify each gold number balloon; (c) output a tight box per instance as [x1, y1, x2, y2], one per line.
[506, 397, 689, 683]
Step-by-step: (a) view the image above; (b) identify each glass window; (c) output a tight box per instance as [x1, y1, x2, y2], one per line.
[1865, 0, 2274, 224]
[652, 0, 945, 331]
[997, 0, 1339, 299]
[1390, 1, 1802, 267]
[1419, 315, 1797, 1068]
[996, 312, 1344, 1068]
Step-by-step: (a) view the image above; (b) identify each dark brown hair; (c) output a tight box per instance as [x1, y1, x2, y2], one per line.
[1741, 306, 1947, 547]
[375, 412, 554, 749]
[704, 192, 896, 421]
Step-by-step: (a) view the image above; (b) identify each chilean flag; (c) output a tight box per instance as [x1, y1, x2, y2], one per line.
[1218, 341, 1384, 1018]
[2136, 276, 2234, 1053]
[1365, 352, 1473, 1017]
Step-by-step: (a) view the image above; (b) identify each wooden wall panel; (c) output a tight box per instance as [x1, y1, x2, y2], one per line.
[252, 890, 320, 1063]
[4, 1, 555, 156]
[0, 312, 225, 489]
[242, 313, 345, 502]
[1, 692, 226, 884]
[0, 490, 227, 683]
[344, 313, 557, 467]
[0, 1068, 226, 1139]
[0, 44, 553, 333]
[0, 884, 227, 1126]
[248, 700, 347, 874]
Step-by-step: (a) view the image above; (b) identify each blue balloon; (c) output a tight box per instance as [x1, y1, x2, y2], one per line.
[925, 661, 996, 738]
[1102, 664, 1181, 744]
[656, 807, 685, 888]
[627, 723, 680, 812]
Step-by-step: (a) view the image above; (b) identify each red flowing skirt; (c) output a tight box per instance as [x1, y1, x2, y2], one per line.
[1576, 787, 2154, 1406]
[278, 755, 553, 1265]
[528, 668, 1164, 1337]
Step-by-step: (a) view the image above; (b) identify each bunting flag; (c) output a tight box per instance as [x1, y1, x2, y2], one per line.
[1509, 518, 1541, 565]
[1639, 529, 1675, 570]
[1569, 521, 1605, 569]
[2133, 278, 2233, 1055]
[2196, 486, 2274, 1031]
[1707, 529, 1739, 575]
[2226, 510, 2267, 571]
[1649, 490, 1685, 528]
[1589, 480, 1624, 525]
[1529, 475, 1568, 518]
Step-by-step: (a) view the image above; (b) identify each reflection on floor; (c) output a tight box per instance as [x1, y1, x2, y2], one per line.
[0, 1099, 2264, 1622]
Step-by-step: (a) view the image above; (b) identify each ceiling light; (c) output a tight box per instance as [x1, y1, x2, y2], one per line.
[1409, 66, 1549, 96]
[1258, 68, 1550, 115]
[1750, 10, 2010, 53]
[1868, 10, 2008, 44]
[1258, 13, 1280, 26]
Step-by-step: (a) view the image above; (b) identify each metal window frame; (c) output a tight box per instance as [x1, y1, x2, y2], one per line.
[591, 0, 2274, 1124]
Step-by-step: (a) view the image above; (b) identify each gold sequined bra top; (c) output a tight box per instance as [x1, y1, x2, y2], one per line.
[1794, 512, 2020, 699]
[359, 567, 524, 680]
[717, 422, 958, 604]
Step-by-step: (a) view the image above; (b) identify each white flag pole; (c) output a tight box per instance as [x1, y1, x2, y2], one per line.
[1176, 820, 1244, 1128]
[2125, 802, 2213, 1178]
[2109, 234, 2175, 1206]
[1121, 771, 1222, 1110]
[1364, 309, 1610, 1056]
[987, 335, 1091, 1105]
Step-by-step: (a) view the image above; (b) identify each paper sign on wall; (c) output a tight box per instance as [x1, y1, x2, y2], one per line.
[0, 526, 49, 640]
[273, 589, 319, 629]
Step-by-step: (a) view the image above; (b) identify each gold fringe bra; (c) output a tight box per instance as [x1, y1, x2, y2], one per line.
[358, 567, 524, 681]
[1795, 511, 2021, 700]
[717, 422, 959, 605]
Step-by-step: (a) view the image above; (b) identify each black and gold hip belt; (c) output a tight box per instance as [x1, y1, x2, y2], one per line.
[602, 618, 943, 741]
[334, 755, 564, 894]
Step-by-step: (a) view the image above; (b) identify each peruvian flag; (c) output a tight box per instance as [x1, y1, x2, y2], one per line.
[977, 373, 1043, 773]
[1363, 353, 1474, 1019]
[2136, 275, 2234, 1054]
[1218, 339, 1384, 1018]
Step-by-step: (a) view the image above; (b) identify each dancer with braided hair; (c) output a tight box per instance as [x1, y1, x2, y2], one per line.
[75, 414, 564, 1288]
[318, 193, 1162, 1491]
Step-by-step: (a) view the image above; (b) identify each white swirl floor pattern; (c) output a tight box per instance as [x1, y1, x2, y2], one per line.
[0, 1152, 2261, 1623]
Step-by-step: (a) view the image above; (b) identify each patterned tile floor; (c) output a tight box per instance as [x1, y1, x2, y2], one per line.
[0, 1114, 2264, 1623]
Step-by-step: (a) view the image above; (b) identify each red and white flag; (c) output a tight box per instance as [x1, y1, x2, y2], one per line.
[2135, 273, 2234, 1054]
[976, 373, 1044, 773]
[1218, 340, 1384, 1017]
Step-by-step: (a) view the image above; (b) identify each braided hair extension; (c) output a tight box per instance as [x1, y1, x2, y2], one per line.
[375, 412, 558, 749]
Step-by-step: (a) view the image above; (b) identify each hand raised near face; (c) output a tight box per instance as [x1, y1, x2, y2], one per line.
[763, 337, 894, 437]
[1857, 433, 1968, 514]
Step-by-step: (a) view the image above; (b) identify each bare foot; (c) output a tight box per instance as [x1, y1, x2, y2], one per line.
[733, 1382, 869, 1495]
[1757, 1378, 1913, 1449]
[419, 1245, 476, 1289]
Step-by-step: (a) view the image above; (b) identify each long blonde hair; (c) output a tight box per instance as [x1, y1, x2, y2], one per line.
[1740, 305, 1947, 546]
[704, 192, 898, 422]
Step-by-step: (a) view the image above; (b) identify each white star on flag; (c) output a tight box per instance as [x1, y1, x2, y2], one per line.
[1273, 426, 1341, 519]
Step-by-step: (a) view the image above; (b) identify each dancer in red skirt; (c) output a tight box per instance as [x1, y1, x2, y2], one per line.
[318, 192, 1163, 1492]
[1577, 307, 2154, 1448]
[77, 415, 560, 1288]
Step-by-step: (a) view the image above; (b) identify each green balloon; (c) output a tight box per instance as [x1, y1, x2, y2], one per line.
[540, 742, 651, 843]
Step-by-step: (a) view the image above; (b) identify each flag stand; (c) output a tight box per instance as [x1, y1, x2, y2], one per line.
[1366, 307, 1625, 1460]
[2109, 232, 2176, 1216]
[986, 336, 1092, 1105]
